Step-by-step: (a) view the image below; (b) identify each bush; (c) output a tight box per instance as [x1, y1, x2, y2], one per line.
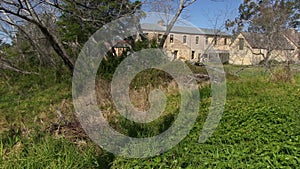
[270, 65, 294, 83]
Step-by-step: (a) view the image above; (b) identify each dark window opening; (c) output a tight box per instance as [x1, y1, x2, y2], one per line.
[158, 34, 163, 42]
[183, 35, 187, 43]
[214, 37, 217, 45]
[205, 37, 209, 45]
[224, 38, 227, 45]
[192, 51, 195, 59]
[196, 36, 199, 44]
[174, 50, 178, 59]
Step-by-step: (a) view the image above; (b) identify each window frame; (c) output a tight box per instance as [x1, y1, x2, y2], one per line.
[205, 37, 209, 45]
[170, 34, 174, 43]
[239, 38, 244, 50]
[174, 50, 178, 59]
[183, 35, 187, 44]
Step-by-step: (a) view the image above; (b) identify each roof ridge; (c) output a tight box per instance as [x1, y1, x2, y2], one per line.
[141, 23, 229, 36]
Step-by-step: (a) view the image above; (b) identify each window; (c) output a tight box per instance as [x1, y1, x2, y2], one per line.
[158, 34, 163, 42]
[205, 37, 209, 45]
[192, 51, 195, 59]
[183, 35, 187, 43]
[170, 34, 174, 43]
[239, 38, 244, 50]
[196, 36, 199, 44]
[214, 37, 218, 45]
[224, 38, 227, 45]
[174, 50, 178, 59]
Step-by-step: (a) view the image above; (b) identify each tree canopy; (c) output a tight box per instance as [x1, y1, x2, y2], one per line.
[0, 0, 142, 72]
[226, 0, 299, 34]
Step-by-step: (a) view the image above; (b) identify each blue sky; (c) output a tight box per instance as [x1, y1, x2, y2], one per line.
[186, 0, 242, 28]
[141, 0, 242, 30]
[0, 0, 243, 44]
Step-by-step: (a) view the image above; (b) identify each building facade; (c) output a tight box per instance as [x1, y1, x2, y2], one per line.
[229, 32, 299, 65]
[141, 22, 231, 63]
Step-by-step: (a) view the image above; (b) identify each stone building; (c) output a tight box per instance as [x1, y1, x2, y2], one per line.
[141, 22, 231, 63]
[229, 31, 299, 65]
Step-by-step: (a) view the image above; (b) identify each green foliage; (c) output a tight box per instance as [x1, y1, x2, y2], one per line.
[112, 67, 300, 168]
[0, 129, 113, 169]
[97, 54, 126, 81]
[97, 38, 161, 82]
[132, 39, 158, 51]
[1, 66, 300, 168]
[0, 69, 114, 168]
[226, 0, 297, 34]
[185, 61, 208, 74]
[0, 69, 71, 131]
[270, 65, 294, 83]
[2, 41, 40, 72]
[130, 68, 173, 89]
[109, 95, 180, 138]
[58, 0, 142, 46]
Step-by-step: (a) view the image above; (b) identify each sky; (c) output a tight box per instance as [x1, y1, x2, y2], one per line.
[186, 0, 242, 28]
[0, 0, 243, 44]
[141, 0, 242, 31]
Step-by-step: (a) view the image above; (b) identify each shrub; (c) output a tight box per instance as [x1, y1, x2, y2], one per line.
[270, 65, 294, 83]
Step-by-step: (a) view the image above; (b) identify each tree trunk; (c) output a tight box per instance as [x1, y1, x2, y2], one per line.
[264, 49, 272, 69]
[37, 25, 74, 71]
[0, 5, 74, 72]
[158, 0, 185, 48]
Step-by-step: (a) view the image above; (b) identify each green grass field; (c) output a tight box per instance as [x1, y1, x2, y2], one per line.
[0, 65, 299, 168]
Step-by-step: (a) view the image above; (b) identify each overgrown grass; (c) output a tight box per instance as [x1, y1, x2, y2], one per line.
[0, 70, 115, 168]
[0, 69, 71, 132]
[0, 129, 113, 168]
[111, 66, 300, 168]
[1, 65, 300, 168]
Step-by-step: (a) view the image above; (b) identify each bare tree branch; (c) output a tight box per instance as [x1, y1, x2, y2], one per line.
[157, 0, 197, 48]
[0, 56, 38, 74]
[0, 0, 75, 71]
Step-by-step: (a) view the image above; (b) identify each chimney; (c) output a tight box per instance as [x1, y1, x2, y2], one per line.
[157, 20, 165, 26]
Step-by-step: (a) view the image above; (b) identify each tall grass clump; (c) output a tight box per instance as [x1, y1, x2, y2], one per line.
[270, 65, 295, 83]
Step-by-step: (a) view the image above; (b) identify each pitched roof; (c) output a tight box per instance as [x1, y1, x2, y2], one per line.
[284, 29, 300, 47]
[241, 32, 295, 50]
[141, 23, 229, 36]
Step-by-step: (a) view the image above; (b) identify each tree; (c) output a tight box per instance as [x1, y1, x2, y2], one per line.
[0, 0, 75, 71]
[58, 0, 141, 43]
[13, 15, 58, 68]
[0, 0, 142, 73]
[226, 0, 299, 68]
